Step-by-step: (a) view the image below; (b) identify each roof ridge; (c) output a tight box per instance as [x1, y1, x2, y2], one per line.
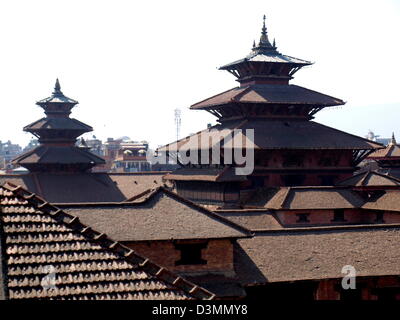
[280, 187, 291, 209]
[124, 187, 158, 202]
[1, 182, 215, 300]
[371, 170, 400, 183]
[232, 86, 252, 102]
[252, 222, 400, 234]
[336, 171, 367, 185]
[360, 170, 371, 186]
[338, 170, 400, 186]
[156, 187, 252, 236]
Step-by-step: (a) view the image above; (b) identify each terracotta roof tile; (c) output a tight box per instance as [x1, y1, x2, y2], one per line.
[158, 119, 382, 152]
[264, 186, 365, 210]
[0, 172, 168, 204]
[12, 146, 105, 166]
[0, 183, 215, 300]
[362, 191, 400, 212]
[60, 188, 250, 242]
[368, 143, 400, 159]
[24, 117, 92, 132]
[165, 167, 247, 182]
[337, 171, 400, 187]
[191, 85, 344, 109]
[216, 210, 283, 231]
[235, 226, 400, 284]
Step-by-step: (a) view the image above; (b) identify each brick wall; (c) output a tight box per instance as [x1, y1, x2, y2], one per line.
[123, 239, 234, 274]
[315, 276, 400, 300]
[276, 209, 400, 226]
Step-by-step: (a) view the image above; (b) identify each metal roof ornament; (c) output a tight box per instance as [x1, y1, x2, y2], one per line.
[390, 132, 397, 145]
[258, 14, 273, 48]
[53, 78, 62, 95]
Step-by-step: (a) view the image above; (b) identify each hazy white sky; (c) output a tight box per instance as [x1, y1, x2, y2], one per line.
[1, 0, 399, 148]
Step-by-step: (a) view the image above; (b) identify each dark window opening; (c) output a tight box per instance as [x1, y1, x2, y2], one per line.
[245, 282, 317, 301]
[282, 152, 305, 167]
[332, 209, 346, 222]
[175, 243, 207, 266]
[319, 175, 338, 186]
[340, 288, 363, 301]
[251, 176, 265, 188]
[296, 213, 310, 223]
[375, 212, 385, 223]
[373, 288, 400, 300]
[282, 175, 305, 186]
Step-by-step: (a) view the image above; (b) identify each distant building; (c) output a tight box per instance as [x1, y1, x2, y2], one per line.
[83, 135, 103, 157]
[365, 130, 391, 146]
[0, 140, 22, 170]
[112, 140, 150, 173]
[103, 137, 152, 173]
[22, 138, 39, 153]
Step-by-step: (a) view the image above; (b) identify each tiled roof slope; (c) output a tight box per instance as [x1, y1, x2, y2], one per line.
[265, 186, 365, 210]
[368, 143, 400, 159]
[216, 211, 283, 231]
[190, 85, 344, 109]
[0, 183, 214, 300]
[158, 119, 382, 152]
[60, 188, 250, 242]
[362, 191, 400, 212]
[13, 146, 106, 166]
[235, 226, 400, 285]
[337, 170, 400, 187]
[165, 167, 247, 182]
[24, 117, 93, 132]
[0, 172, 167, 204]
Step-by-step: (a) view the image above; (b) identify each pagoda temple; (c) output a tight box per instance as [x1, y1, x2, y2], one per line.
[12, 79, 105, 173]
[367, 133, 400, 178]
[2, 80, 167, 203]
[160, 16, 382, 206]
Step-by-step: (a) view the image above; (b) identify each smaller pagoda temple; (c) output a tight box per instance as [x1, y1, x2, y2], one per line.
[13, 80, 105, 172]
[367, 133, 400, 178]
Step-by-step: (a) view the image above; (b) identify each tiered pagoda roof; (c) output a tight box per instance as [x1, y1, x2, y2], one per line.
[159, 118, 381, 152]
[13, 80, 105, 172]
[219, 15, 312, 85]
[190, 15, 346, 122]
[160, 16, 381, 156]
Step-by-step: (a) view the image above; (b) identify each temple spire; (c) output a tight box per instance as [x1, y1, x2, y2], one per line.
[53, 78, 62, 95]
[258, 14, 273, 48]
[390, 132, 397, 145]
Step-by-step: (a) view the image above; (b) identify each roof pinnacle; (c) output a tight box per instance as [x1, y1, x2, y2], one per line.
[53, 78, 62, 95]
[390, 132, 397, 145]
[262, 14, 266, 30]
[258, 14, 272, 48]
